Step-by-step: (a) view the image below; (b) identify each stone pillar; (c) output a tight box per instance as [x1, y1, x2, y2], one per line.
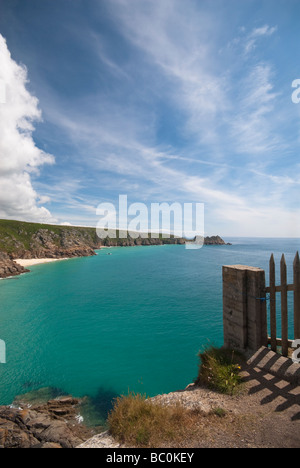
[223, 265, 268, 354]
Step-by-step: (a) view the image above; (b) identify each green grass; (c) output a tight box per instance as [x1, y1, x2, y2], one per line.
[0, 219, 98, 253]
[195, 346, 244, 395]
[0, 218, 182, 255]
[210, 407, 227, 418]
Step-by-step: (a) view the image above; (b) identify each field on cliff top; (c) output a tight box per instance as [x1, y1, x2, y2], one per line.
[0, 219, 98, 254]
[0, 219, 181, 256]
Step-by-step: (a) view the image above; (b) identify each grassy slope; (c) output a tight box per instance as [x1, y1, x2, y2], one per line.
[0, 219, 97, 254]
[0, 219, 175, 255]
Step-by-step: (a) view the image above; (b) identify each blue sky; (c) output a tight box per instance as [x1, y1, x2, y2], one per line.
[0, 0, 300, 237]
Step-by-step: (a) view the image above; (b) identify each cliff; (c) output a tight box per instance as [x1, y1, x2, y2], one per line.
[0, 251, 29, 279]
[0, 219, 230, 278]
[0, 220, 184, 278]
[204, 235, 231, 245]
[0, 219, 185, 259]
[0, 220, 100, 260]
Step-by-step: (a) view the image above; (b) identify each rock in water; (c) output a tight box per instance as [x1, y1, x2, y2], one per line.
[0, 396, 96, 448]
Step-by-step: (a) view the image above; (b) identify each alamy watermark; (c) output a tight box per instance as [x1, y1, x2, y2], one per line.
[291, 79, 300, 104]
[0, 340, 6, 364]
[96, 195, 205, 249]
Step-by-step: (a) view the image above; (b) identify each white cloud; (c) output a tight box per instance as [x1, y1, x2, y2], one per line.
[230, 64, 281, 155]
[0, 34, 56, 223]
[251, 25, 277, 37]
[110, 0, 227, 143]
[245, 25, 277, 55]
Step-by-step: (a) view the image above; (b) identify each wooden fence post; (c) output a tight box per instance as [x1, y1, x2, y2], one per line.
[294, 252, 300, 340]
[280, 255, 288, 357]
[269, 254, 277, 352]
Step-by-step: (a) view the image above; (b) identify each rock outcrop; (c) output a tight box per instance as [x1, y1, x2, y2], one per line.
[0, 397, 95, 449]
[9, 228, 98, 260]
[0, 251, 29, 279]
[204, 236, 232, 245]
[185, 235, 231, 248]
[99, 236, 185, 247]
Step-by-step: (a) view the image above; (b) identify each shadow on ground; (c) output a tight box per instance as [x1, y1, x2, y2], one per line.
[244, 347, 300, 422]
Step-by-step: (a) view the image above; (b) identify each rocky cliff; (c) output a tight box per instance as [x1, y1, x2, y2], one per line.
[0, 219, 185, 260]
[99, 235, 185, 247]
[0, 251, 29, 279]
[0, 223, 99, 260]
[0, 219, 230, 278]
[204, 235, 231, 245]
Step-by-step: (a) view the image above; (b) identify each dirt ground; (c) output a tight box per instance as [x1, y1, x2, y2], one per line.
[151, 363, 300, 448]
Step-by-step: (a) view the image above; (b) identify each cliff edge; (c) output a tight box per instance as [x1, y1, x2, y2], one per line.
[0, 219, 230, 278]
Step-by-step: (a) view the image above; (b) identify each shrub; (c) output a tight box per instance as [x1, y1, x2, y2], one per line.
[107, 392, 192, 447]
[196, 346, 244, 395]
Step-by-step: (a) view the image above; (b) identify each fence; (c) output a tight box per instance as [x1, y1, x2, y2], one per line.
[266, 252, 300, 356]
[223, 252, 300, 356]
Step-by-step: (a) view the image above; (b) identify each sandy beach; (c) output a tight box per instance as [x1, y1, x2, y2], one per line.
[15, 258, 69, 267]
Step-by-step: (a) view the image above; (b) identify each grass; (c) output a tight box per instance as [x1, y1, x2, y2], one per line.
[107, 392, 198, 448]
[0, 218, 180, 254]
[106, 391, 245, 448]
[0, 219, 97, 253]
[195, 346, 244, 395]
[106, 347, 245, 447]
[210, 407, 227, 418]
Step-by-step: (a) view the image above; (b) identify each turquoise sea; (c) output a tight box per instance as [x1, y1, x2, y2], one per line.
[0, 238, 299, 425]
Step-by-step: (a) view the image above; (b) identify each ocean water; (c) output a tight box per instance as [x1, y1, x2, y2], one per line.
[0, 238, 299, 425]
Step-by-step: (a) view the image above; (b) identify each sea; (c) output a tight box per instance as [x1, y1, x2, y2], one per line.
[0, 237, 299, 426]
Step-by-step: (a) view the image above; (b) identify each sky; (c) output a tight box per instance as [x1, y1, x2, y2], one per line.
[0, 0, 300, 237]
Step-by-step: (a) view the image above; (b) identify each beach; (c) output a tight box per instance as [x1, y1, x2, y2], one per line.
[15, 258, 69, 267]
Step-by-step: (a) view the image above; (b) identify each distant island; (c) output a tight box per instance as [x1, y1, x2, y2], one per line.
[186, 235, 232, 247]
[0, 219, 230, 279]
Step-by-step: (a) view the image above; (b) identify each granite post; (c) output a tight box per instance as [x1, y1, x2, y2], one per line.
[223, 265, 268, 353]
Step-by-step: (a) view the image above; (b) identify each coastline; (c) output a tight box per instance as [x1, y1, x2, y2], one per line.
[14, 258, 70, 268]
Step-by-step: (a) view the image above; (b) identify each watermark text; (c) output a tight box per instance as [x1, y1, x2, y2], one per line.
[96, 195, 204, 249]
[291, 79, 300, 104]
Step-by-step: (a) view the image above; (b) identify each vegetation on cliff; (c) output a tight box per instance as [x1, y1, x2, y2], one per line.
[106, 348, 245, 447]
[0, 219, 184, 260]
[0, 219, 100, 258]
[195, 346, 244, 395]
[107, 392, 198, 448]
[0, 219, 229, 278]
